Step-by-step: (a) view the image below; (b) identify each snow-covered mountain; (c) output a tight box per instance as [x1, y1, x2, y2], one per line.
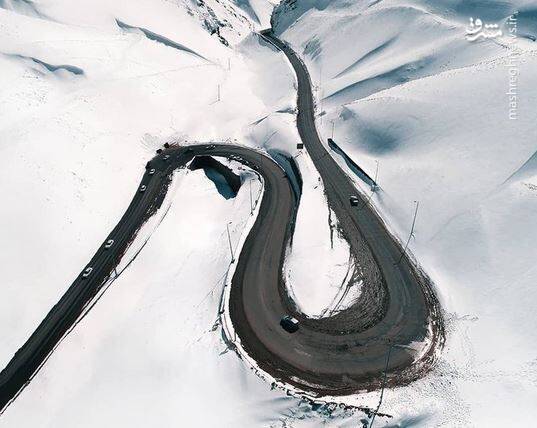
[1, 0, 536, 426]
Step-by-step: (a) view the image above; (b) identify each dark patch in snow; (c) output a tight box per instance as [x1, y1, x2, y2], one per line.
[334, 36, 397, 79]
[5, 53, 84, 76]
[501, 148, 537, 185]
[511, 8, 537, 41]
[116, 19, 208, 61]
[276, 106, 296, 114]
[189, 156, 241, 199]
[453, 0, 514, 22]
[327, 138, 376, 187]
[303, 35, 322, 60]
[0, 0, 41, 17]
[325, 55, 434, 104]
[233, 0, 261, 25]
[384, 412, 430, 427]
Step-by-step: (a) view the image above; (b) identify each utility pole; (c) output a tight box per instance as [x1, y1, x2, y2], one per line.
[319, 62, 323, 124]
[396, 201, 419, 264]
[226, 222, 235, 263]
[249, 179, 253, 215]
[371, 160, 379, 192]
[369, 344, 393, 428]
[331, 119, 335, 139]
[217, 84, 221, 102]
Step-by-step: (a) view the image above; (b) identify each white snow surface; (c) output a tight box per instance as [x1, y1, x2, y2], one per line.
[2, 0, 537, 426]
[273, 0, 537, 425]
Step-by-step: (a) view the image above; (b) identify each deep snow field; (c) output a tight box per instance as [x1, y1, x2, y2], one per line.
[1, 0, 536, 426]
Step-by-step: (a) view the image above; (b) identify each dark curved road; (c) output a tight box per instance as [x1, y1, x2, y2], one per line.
[228, 31, 444, 395]
[0, 32, 443, 414]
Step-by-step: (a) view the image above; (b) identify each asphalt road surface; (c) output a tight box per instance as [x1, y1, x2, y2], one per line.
[227, 31, 444, 395]
[0, 33, 444, 413]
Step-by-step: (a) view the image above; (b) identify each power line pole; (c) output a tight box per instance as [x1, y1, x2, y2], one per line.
[371, 160, 379, 192]
[319, 62, 323, 124]
[249, 179, 253, 215]
[396, 200, 419, 264]
[369, 344, 393, 428]
[226, 222, 235, 263]
[217, 84, 221, 102]
[331, 119, 335, 139]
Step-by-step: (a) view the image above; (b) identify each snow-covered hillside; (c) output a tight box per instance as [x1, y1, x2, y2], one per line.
[2, 0, 537, 426]
[273, 0, 537, 425]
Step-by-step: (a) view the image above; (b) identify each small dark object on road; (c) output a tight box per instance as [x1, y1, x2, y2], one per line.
[280, 315, 299, 333]
[349, 196, 359, 206]
[156, 149, 162, 154]
[164, 142, 170, 148]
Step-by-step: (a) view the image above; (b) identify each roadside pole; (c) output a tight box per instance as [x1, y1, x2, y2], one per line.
[396, 201, 419, 265]
[249, 179, 253, 215]
[226, 222, 235, 263]
[369, 344, 393, 427]
[371, 160, 379, 192]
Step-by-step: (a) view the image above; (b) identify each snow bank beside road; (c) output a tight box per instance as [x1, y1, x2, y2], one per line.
[284, 153, 360, 318]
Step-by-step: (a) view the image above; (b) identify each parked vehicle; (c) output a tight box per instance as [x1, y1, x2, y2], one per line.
[104, 239, 114, 249]
[349, 195, 359, 206]
[149, 168, 156, 175]
[280, 315, 299, 333]
[156, 149, 162, 154]
[164, 142, 170, 148]
[82, 267, 93, 278]
[140, 185, 147, 192]
[163, 155, 170, 161]
[207, 144, 216, 150]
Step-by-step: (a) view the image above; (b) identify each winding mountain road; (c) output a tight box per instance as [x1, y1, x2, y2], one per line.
[0, 32, 443, 413]
[229, 31, 444, 395]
